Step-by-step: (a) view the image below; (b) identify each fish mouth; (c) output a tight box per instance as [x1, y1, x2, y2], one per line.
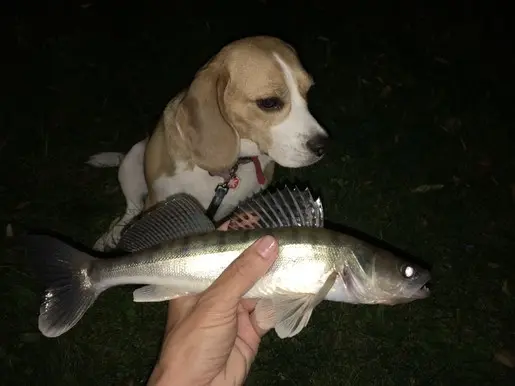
[412, 282, 431, 299]
[382, 281, 431, 305]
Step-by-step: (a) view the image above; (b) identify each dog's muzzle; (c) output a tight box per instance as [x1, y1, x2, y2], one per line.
[306, 135, 329, 157]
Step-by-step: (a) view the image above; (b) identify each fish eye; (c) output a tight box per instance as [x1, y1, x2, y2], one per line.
[401, 264, 417, 279]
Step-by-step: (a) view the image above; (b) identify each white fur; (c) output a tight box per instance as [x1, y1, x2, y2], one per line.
[92, 139, 148, 250]
[91, 138, 272, 250]
[239, 139, 262, 157]
[267, 54, 327, 168]
[153, 154, 272, 222]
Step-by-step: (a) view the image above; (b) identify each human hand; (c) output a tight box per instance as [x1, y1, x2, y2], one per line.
[148, 229, 279, 386]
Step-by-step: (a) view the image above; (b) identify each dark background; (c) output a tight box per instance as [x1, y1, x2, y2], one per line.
[2, 1, 515, 385]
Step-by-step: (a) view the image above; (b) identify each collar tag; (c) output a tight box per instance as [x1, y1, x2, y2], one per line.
[206, 156, 264, 219]
[228, 176, 240, 190]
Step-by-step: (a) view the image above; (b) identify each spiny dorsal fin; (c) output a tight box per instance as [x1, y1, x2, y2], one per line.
[227, 186, 324, 230]
[117, 193, 215, 252]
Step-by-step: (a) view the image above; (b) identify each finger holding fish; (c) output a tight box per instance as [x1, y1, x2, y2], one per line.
[201, 235, 279, 311]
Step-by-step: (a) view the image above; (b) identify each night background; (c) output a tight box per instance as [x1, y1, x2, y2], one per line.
[2, 0, 515, 384]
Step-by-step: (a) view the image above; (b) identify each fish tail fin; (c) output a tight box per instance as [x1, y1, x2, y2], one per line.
[22, 234, 101, 338]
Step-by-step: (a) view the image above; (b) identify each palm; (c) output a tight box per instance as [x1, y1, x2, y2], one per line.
[211, 301, 261, 385]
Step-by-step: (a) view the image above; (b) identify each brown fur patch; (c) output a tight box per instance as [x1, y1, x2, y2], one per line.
[175, 67, 239, 172]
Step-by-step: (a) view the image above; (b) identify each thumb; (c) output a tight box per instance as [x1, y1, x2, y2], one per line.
[201, 235, 278, 307]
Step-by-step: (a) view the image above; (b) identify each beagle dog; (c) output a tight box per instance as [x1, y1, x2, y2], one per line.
[88, 36, 328, 251]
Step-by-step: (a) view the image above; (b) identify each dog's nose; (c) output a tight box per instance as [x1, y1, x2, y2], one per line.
[306, 135, 328, 157]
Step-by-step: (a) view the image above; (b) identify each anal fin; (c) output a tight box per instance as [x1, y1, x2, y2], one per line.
[133, 285, 190, 302]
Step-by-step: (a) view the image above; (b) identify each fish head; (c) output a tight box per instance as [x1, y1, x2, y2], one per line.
[344, 244, 431, 305]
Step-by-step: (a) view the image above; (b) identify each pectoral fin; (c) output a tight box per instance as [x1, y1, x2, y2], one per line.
[133, 285, 190, 302]
[255, 271, 338, 339]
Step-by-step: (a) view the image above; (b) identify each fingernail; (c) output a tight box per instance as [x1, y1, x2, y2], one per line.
[255, 235, 277, 260]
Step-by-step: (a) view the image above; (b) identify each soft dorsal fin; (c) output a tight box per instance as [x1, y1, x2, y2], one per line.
[227, 186, 324, 230]
[117, 193, 215, 252]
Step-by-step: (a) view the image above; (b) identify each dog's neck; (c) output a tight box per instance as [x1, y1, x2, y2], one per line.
[208, 156, 265, 184]
[206, 146, 267, 221]
[205, 138, 268, 220]
[209, 139, 266, 182]
[238, 139, 262, 158]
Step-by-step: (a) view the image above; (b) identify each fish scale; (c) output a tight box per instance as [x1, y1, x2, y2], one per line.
[23, 186, 431, 339]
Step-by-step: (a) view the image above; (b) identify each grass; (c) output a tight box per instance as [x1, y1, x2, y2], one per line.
[2, 1, 515, 384]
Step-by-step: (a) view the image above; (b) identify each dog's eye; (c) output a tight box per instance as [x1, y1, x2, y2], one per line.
[256, 97, 284, 111]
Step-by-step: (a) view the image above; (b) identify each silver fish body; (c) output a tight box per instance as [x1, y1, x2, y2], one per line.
[24, 187, 431, 339]
[94, 228, 341, 300]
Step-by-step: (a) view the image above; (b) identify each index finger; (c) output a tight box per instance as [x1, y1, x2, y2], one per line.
[201, 236, 278, 307]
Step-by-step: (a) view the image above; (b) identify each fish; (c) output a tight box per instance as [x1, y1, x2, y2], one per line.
[22, 186, 431, 339]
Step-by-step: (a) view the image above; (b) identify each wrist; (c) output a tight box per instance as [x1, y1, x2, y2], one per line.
[148, 362, 191, 386]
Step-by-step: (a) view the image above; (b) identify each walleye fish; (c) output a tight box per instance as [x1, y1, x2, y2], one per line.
[23, 186, 431, 339]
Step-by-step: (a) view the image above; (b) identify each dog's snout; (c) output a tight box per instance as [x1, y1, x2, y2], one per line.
[306, 135, 328, 157]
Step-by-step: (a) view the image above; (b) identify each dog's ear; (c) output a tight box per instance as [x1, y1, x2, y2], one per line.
[176, 62, 239, 173]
